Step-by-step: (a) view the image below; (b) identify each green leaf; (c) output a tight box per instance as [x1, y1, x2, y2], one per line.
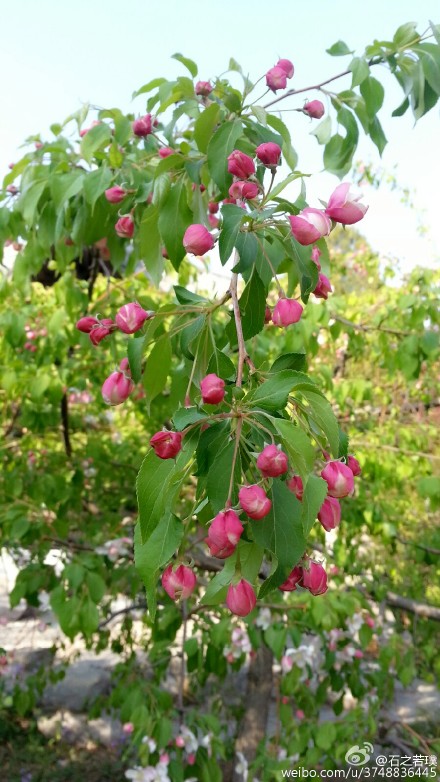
[393, 21, 418, 48]
[251, 106, 267, 125]
[310, 115, 332, 145]
[264, 626, 287, 660]
[207, 350, 236, 380]
[51, 171, 84, 210]
[174, 285, 208, 305]
[138, 205, 164, 285]
[299, 390, 339, 455]
[272, 418, 315, 479]
[326, 40, 353, 56]
[133, 77, 167, 98]
[127, 336, 145, 384]
[207, 120, 243, 195]
[207, 439, 241, 513]
[392, 96, 410, 117]
[270, 353, 306, 373]
[252, 480, 306, 597]
[194, 103, 220, 153]
[80, 122, 112, 162]
[266, 115, 298, 170]
[349, 57, 370, 88]
[200, 541, 263, 606]
[415, 43, 440, 94]
[135, 515, 184, 620]
[173, 407, 206, 431]
[430, 20, 440, 46]
[219, 204, 245, 264]
[158, 179, 193, 270]
[248, 370, 316, 412]
[302, 475, 328, 536]
[83, 166, 113, 211]
[80, 598, 100, 637]
[18, 180, 47, 224]
[86, 572, 106, 603]
[143, 337, 172, 411]
[268, 171, 305, 201]
[368, 116, 387, 155]
[237, 268, 266, 341]
[315, 722, 337, 750]
[136, 436, 196, 543]
[360, 77, 385, 117]
[172, 52, 198, 78]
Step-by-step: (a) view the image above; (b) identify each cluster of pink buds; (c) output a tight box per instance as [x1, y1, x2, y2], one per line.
[76, 302, 153, 346]
[266, 58, 294, 92]
[280, 559, 328, 596]
[290, 183, 367, 247]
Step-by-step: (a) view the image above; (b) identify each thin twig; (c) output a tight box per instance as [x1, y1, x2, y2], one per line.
[227, 417, 243, 503]
[98, 602, 147, 629]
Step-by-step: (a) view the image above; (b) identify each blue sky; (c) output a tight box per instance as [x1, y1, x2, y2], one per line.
[2, 0, 440, 272]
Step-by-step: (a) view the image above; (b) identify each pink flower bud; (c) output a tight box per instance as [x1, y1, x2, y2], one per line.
[255, 142, 282, 168]
[162, 564, 196, 600]
[272, 298, 303, 327]
[160, 753, 170, 764]
[115, 302, 150, 334]
[123, 722, 134, 734]
[133, 114, 153, 137]
[289, 208, 332, 246]
[187, 753, 196, 766]
[206, 202, 218, 216]
[313, 273, 332, 300]
[200, 373, 225, 404]
[35, 142, 43, 150]
[256, 444, 288, 478]
[105, 186, 127, 204]
[365, 615, 375, 628]
[311, 246, 322, 269]
[303, 100, 325, 119]
[325, 183, 368, 225]
[195, 80, 213, 96]
[175, 736, 185, 748]
[287, 475, 303, 500]
[266, 66, 287, 92]
[89, 318, 115, 346]
[206, 510, 244, 559]
[239, 485, 272, 520]
[150, 430, 182, 459]
[321, 460, 354, 498]
[226, 579, 257, 616]
[295, 709, 305, 720]
[227, 150, 255, 179]
[228, 181, 259, 200]
[301, 561, 328, 595]
[347, 454, 361, 476]
[276, 58, 294, 78]
[279, 566, 303, 592]
[101, 366, 134, 405]
[318, 496, 341, 531]
[76, 316, 99, 333]
[208, 214, 220, 229]
[354, 649, 364, 659]
[281, 696, 290, 705]
[115, 215, 135, 238]
[6, 185, 18, 195]
[158, 146, 174, 158]
[183, 224, 214, 255]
